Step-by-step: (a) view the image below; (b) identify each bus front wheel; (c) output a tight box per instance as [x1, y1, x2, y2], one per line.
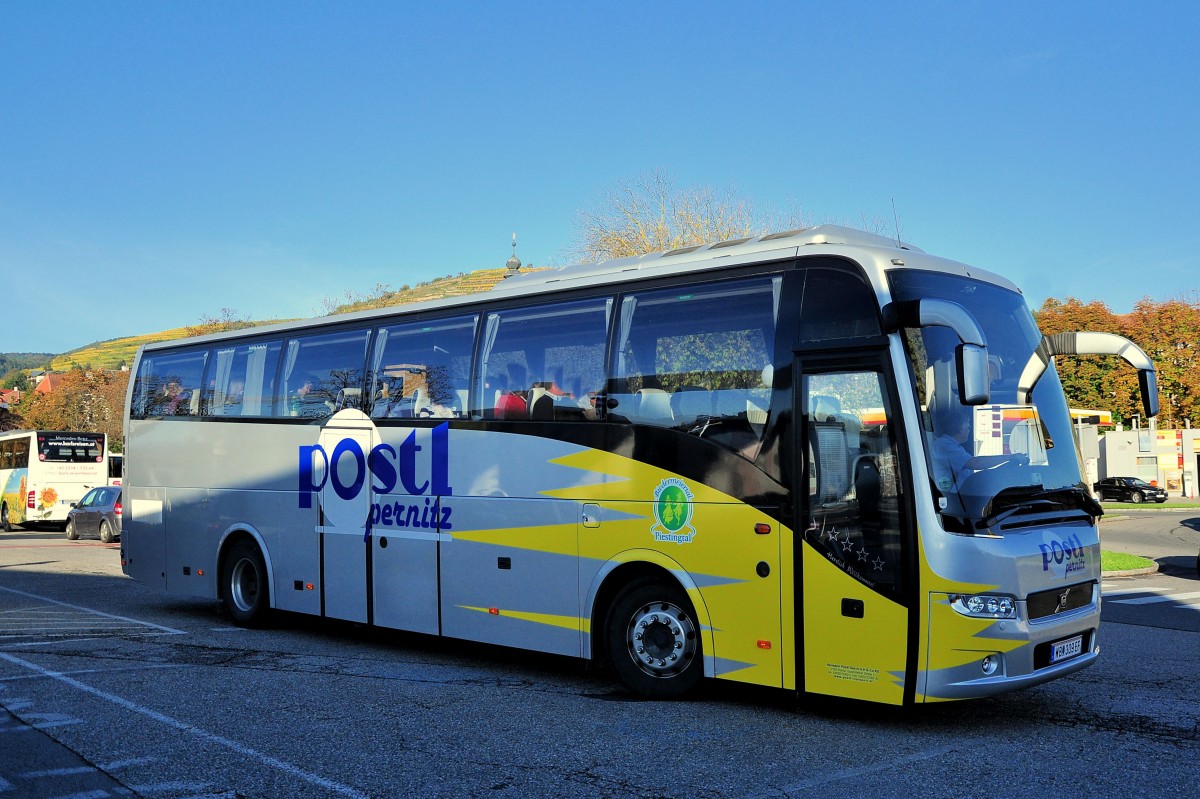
[605, 580, 702, 699]
[221, 539, 270, 627]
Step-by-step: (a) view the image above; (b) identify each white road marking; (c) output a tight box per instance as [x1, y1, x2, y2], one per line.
[0, 587, 186, 635]
[740, 745, 957, 796]
[1110, 590, 1200, 605]
[0, 653, 368, 799]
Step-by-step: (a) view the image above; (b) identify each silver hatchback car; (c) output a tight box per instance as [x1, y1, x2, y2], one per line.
[66, 486, 122, 543]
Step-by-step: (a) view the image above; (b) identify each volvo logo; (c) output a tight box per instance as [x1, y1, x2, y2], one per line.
[1054, 587, 1072, 614]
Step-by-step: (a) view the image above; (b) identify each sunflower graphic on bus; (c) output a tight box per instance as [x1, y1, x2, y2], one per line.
[651, 478, 696, 544]
[2, 472, 28, 528]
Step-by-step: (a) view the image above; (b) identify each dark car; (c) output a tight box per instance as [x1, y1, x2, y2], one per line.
[1092, 477, 1168, 504]
[66, 486, 122, 542]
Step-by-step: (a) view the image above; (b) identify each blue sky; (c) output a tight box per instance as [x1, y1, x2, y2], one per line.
[3, 1, 1198, 355]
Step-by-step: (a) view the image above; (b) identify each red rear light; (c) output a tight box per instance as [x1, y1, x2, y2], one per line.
[27, 491, 35, 509]
[115, 501, 122, 516]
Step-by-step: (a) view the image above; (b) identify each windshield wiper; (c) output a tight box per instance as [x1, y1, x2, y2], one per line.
[976, 486, 1102, 531]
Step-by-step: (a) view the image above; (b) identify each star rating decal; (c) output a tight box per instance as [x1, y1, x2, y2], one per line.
[807, 516, 891, 578]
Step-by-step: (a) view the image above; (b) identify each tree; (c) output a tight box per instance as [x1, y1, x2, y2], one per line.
[19, 368, 129, 450]
[1035, 295, 1200, 429]
[571, 170, 808, 261]
[0, 407, 23, 432]
[1121, 297, 1200, 430]
[186, 308, 253, 338]
[1035, 298, 1125, 415]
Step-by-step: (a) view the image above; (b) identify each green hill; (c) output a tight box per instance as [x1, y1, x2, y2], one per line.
[49, 327, 211, 371]
[328, 267, 517, 314]
[48, 266, 526, 371]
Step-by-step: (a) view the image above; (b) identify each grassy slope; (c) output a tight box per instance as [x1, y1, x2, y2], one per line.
[45, 267, 518, 370]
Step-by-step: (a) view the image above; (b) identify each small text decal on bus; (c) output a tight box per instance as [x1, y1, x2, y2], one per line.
[298, 422, 453, 531]
[652, 478, 696, 544]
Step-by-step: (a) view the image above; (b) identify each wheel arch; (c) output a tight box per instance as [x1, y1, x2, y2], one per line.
[584, 549, 715, 678]
[216, 524, 276, 608]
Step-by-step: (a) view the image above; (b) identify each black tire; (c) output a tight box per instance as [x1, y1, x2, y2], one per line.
[605, 580, 702, 699]
[221, 539, 271, 627]
[1, 504, 10, 532]
[65, 517, 79, 540]
[99, 520, 115, 544]
[1131, 492, 1144, 504]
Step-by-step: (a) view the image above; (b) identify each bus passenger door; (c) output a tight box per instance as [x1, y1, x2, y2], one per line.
[318, 417, 375, 623]
[371, 424, 441, 635]
[797, 361, 913, 705]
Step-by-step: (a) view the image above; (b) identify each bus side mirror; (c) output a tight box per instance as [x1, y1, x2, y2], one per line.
[882, 298, 990, 407]
[1139, 369, 1159, 418]
[1020, 332, 1159, 418]
[957, 343, 991, 406]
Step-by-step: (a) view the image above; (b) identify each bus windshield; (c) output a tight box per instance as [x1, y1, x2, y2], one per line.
[890, 271, 1087, 528]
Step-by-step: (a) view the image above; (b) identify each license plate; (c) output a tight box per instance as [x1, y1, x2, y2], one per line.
[1050, 634, 1083, 664]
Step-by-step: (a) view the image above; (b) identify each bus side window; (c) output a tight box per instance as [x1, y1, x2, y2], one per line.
[278, 330, 370, 420]
[205, 341, 282, 418]
[368, 315, 477, 419]
[612, 276, 780, 459]
[132, 350, 209, 418]
[473, 299, 610, 422]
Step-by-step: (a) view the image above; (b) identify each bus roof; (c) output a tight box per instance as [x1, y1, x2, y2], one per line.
[492, 225, 923, 292]
[140, 225, 1016, 352]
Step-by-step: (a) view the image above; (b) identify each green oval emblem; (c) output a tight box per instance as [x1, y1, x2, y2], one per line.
[656, 485, 690, 533]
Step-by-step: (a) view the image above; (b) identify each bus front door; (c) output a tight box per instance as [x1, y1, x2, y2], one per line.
[798, 362, 913, 705]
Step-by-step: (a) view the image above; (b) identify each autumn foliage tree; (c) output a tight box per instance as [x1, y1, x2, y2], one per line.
[1035, 296, 1200, 428]
[19, 368, 130, 451]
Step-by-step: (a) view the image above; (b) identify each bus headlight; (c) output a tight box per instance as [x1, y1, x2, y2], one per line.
[951, 593, 1017, 619]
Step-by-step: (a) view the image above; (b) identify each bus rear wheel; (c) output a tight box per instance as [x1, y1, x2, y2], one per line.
[221, 539, 270, 627]
[605, 580, 702, 699]
[1, 504, 10, 532]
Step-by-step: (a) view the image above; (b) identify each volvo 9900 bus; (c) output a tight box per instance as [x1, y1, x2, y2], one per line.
[121, 226, 1158, 703]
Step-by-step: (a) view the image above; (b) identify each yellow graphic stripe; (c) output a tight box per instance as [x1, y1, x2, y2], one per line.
[458, 605, 588, 633]
[450, 523, 578, 556]
[541, 447, 744, 505]
[915, 527, 1027, 701]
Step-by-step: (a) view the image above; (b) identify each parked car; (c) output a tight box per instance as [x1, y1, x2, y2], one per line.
[65, 486, 122, 542]
[1092, 477, 1168, 504]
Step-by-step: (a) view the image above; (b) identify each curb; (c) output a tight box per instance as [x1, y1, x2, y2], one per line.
[1100, 563, 1159, 578]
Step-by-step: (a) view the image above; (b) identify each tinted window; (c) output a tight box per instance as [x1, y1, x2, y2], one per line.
[133, 350, 209, 417]
[612, 276, 781, 459]
[10, 438, 29, 469]
[368, 315, 477, 419]
[799, 268, 880, 342]
[203, 340, 283, 417]
[38, 433, 104, 462]
[278, 329, 370, 419]
[476, 298, 610, 421]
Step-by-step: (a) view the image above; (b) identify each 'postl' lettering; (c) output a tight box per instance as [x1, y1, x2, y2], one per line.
[1038, 532, 1087, 577]
[298, 422, 453, 510]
